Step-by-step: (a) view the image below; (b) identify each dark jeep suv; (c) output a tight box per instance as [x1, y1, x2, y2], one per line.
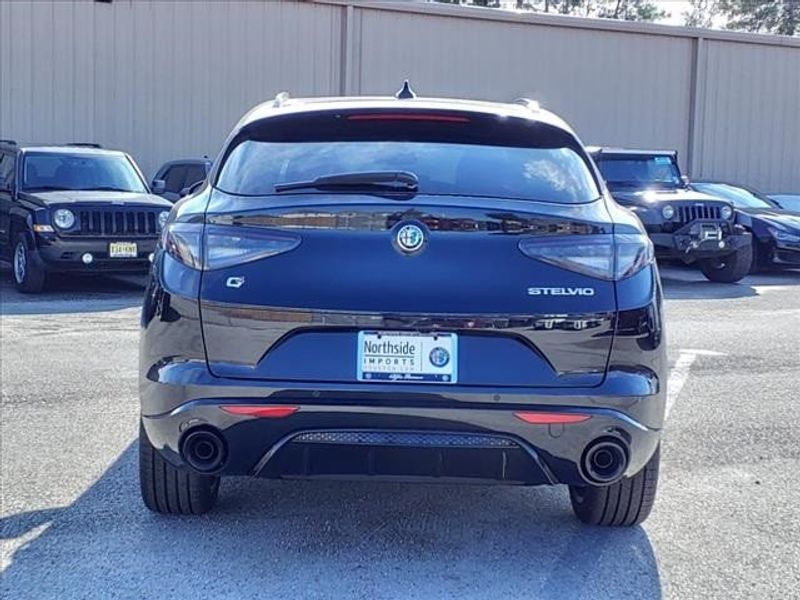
[0, 141, 172, 292]
[589, 147, 752, 283]
[139, 91, 666, 526]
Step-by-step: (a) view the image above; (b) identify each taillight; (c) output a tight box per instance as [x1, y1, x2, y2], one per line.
[518, 234, 653, 281]
[205, 225, 301, 270]
[162, 223, 203, 270]
[162, 223, 301, 270]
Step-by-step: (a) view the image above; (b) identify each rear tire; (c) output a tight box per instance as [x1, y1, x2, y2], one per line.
[139, 422, 220, 515]
[12, 233, 47, 293]
[569, 445, 660, 527]
[698, 243, 753, 283]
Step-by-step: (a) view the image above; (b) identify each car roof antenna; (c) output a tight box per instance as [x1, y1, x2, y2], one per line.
[396, 80, 416, 100]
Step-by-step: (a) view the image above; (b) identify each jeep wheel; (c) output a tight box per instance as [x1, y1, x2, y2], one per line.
[12, 234, 47, 293]
[698, 243, 753, 283]
[569, 445, 660, 527]
[139, 422, 220, 515]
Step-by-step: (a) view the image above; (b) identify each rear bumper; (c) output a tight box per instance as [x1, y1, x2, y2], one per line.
[33, 233, 157, 273]
[141, 375, 664, 487]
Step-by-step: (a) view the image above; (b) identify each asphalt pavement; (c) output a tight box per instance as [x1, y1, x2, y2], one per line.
[1, 264, 799, 599]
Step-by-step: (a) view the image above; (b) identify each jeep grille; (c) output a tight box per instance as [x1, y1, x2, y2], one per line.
[677, 205, 721, 223]
[69, 209, 159, 237]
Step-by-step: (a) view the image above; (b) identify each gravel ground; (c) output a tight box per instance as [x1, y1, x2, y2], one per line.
[1, 265, 799, 599]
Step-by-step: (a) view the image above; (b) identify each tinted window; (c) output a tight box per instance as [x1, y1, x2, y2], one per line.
[595, 156, 681, 190]
[184, 164, 206, 188]
[692, 183, 774, 209]
[217, 113, 599, 204]
[164, 165, 188, 193]
[22, 152, 147, 193]
[0, 153, 14, 183]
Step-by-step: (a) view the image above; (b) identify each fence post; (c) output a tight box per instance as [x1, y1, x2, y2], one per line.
[340, 3, 356, 95]
[687, 35, 707, 178]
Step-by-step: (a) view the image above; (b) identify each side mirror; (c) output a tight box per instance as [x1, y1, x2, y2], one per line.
[180, 181, 204, 197]
[681, 175, 690, 187]
[151, 179, 166, 195]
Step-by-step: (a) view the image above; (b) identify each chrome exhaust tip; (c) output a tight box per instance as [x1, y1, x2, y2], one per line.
[181, 428, 227, 473]
[581, 438, 628, 485]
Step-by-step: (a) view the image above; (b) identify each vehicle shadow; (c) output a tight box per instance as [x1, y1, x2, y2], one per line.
[659, 263, 799, 300]
[0, 444, 661, 600]
[0, 265, 145, 316]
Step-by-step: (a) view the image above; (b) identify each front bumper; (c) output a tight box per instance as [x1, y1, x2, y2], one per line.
[34, 233, 158, 273]
[768, 239, 800, 266]
[649, 223, 751, 260]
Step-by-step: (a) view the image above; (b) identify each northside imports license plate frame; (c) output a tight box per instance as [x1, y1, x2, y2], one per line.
[357, 331, 458, 384]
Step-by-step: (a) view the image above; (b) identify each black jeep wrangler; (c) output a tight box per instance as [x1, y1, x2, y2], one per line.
[589, 147, 752, 283]
[0, 141, 172, 292]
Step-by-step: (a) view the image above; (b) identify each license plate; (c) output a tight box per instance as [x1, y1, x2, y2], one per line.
[357, 331, 458, 384]
[108, 242, 138, 258]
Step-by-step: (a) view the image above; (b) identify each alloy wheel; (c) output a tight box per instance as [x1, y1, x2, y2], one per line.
[13, 242, 27, 284]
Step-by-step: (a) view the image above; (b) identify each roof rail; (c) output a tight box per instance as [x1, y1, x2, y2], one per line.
[514, 98, 540, 112]
[273, 92, 290, 108]
[65, 142, 102, 148]
[0, 138, 17, 146]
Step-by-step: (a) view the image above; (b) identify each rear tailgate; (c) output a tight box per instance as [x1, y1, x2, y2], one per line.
[199, 193, 616, 388]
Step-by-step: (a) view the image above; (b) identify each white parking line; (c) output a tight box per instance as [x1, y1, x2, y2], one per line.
[665, 348, 726, 419]
[752, 285, 796, 295]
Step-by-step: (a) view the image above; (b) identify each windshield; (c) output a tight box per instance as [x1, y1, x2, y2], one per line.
[692, 182, 775, 209]
[218, 141, 599, 204]
[22, 152, 147, 193]
[595, 155, 682, 190]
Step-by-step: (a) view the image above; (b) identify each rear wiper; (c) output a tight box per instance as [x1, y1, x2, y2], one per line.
[275, 171, 419, 193]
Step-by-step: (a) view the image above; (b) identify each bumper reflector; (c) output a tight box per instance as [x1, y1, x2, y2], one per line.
[514, 412, 591, 425]
[220, 405, 298, 418]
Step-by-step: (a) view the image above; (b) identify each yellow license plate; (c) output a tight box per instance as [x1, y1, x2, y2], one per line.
[109, 242, 138, 258]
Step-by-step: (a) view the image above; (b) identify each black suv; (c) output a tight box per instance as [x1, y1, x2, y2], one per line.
[589, 147, 752, 283]
[0, 141, 172, 292]
[139, 91, 665, 526]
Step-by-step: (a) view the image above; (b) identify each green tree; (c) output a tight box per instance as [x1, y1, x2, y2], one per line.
[718, 0, 799, 36]
[437, 0, 669, 22]
[683, 0, 719, 28]
[596, 0, 669, 22]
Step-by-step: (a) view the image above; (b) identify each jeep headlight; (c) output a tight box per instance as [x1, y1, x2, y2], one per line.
[158, 211, 169, 230]
[661, 205, 675, 219]
[720, 205, 733, 220]
[52, 208, 76, 229]
[768, 227, 800, 244]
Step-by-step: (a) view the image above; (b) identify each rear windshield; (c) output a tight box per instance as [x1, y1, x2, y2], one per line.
[594, 155, 681, 190]
[216, 112, 600, 204]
